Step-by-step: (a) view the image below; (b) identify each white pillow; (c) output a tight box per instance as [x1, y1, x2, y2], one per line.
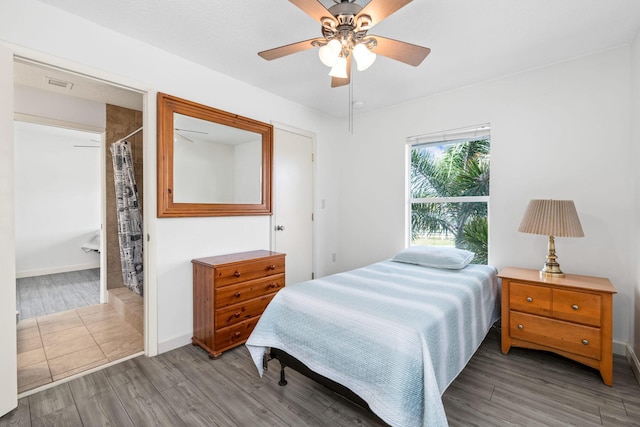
[391, 246, 475, 270]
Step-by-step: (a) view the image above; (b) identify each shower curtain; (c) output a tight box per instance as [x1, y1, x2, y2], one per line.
[111, 140, 144, 296]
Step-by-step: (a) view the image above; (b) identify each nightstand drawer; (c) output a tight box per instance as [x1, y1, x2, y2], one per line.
[510, 282, 552, 316]
[510, 311, 601, 359]
[552, 289, 601, 327]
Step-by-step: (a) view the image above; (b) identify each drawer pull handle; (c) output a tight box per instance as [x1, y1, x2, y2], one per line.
[233, 312, 241, 318]
[269, 283, 277, 288]
[582, 339, 589, 345]
[517, 324, 524, 330]
[269, 265, 276, 270]
[234, 292, 241, 298]
[234, 271, 241, 278]
[232, 332, 241, 339]
[526, 297, 533, 303]
[572, 304, 579, 310]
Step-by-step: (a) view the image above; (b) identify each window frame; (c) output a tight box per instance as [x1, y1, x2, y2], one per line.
[405, 124, 491, 255]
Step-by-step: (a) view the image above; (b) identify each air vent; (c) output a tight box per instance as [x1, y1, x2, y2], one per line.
[45, 76, 73, 90]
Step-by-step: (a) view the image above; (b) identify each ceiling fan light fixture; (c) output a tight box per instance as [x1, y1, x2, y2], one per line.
[257, 0, 430, 89]
[353, 43, 376, 71]
[328, 56, 348, 78]
[319, 39, 342, 67]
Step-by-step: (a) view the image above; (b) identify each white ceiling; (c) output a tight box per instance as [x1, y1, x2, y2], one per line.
[14, 59, 143, 111]
[33, 0, 640, 117]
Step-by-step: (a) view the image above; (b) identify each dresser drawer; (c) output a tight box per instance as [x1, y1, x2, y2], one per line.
[193, 250, 286, 358]
[510, 311, 601, 359]
[215, 317, 261, 351]
[214, 256, 285, 287]
[509, 282, 552, 316]
[215, 274, 285, 307]
[552, 289, 601, 327]
[215, 293, 276, 328]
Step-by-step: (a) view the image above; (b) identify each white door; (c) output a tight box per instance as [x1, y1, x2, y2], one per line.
[273, 127, 314, 285]
[0, 46, 18, 416]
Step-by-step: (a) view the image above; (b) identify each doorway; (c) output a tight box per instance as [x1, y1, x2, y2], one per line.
[272, 125, 315, 285]
[14, 121, 103, 321]
[12, 59, 146, 395]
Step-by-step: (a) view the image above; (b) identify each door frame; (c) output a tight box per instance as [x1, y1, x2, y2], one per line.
[270, 122, 317, 280]
[0, 43, 18, 418]
[13, 115, 107, 302]
[0, 40, 158, 415]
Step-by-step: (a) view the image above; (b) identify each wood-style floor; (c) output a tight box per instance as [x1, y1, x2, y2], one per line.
[2, 328, 639, 426]
[16, 269, 100, 321]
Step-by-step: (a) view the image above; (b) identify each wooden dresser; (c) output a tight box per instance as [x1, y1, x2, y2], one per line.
[192, 250, 285, 358]
[499, 267, 616, 385]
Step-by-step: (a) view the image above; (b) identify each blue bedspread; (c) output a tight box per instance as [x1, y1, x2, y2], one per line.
[246, 260, 500, 427]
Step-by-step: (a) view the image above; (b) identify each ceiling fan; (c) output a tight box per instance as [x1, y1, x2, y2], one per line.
[258, 0, 431, 88]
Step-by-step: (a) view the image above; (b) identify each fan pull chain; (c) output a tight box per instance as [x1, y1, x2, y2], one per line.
[349, 71, 353, 134]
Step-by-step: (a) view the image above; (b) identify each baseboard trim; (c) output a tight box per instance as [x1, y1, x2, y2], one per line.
[16, 263, 99, 278]
[626, 343, 640, 386]
[158, 333, 192, 354]
[613, 340, 627, 356]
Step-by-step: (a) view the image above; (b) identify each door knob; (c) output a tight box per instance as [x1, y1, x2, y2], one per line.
[276, 225, 285, 231]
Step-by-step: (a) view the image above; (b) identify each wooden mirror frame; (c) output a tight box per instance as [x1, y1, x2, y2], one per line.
[157, 92, 273, 217]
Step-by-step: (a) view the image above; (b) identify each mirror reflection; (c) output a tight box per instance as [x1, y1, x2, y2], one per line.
[157, 92, 272, 217]
[173, 113, 263, 204]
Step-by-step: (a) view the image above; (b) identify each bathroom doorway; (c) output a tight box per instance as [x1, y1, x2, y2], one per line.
[13, 58, 146, 394]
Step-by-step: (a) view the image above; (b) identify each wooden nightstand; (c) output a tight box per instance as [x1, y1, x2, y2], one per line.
[498, 267, 616, 385]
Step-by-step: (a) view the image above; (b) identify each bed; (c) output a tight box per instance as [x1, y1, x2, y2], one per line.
[245, 247, 500, 427]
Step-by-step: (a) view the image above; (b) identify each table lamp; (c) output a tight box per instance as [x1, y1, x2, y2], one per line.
[517, 199, 584, 278]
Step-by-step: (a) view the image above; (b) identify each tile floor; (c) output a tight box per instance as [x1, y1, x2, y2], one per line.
[16, 303, 143, 394]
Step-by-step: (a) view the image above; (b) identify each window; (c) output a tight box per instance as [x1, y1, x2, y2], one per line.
[406, 125, 490, 264]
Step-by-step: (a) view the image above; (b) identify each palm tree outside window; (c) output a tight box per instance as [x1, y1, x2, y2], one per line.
[407, 125, 490, 264]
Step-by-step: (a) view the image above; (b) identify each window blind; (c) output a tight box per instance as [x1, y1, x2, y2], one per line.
[407, 123, 490, 146]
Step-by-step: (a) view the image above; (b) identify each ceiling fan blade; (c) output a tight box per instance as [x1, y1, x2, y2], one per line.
[289, 0, 334, 25]
[357, 0, 412, 27]
[331, 55, 351, 88]
[370, 36, 431, 66]
[174, 131, 194, 143]
[258, 38, 324, 61]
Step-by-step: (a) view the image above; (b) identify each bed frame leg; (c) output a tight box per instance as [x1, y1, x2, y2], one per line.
[278, 361, 288, 386]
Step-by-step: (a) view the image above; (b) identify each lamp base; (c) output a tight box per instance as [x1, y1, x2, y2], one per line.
[540, 235, 565, 278]
[540, 269, 565, 279]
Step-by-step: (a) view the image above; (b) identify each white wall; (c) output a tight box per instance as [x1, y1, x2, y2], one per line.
[0, 43, 18, 418]
[632, 29, 640, 359]
[234, 139, 262, 204]
[174, 139, 235, 203]
[340, 47, 635, 348]
[9, 0, 632, 357]
[0, 0, 346, 353]
[13, 121, 101, 277]
[14, 84, 106, 129]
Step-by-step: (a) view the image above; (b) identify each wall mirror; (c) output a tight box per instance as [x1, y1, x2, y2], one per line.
[157, 92, 273, 217]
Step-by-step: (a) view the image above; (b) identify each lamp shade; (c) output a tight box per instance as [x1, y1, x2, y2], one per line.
[518, 199, 584, 237]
